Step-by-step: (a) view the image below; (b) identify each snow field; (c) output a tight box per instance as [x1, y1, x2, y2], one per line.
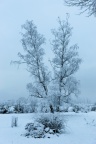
[0, 112, 96, 144]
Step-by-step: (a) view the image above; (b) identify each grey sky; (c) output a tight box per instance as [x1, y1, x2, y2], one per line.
[0, 0, 96, 102]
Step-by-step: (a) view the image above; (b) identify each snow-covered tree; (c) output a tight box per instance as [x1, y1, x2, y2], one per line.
[64, 0, 96, 16]
[13, 20, 50, 98]
[50, 16, 82, 106]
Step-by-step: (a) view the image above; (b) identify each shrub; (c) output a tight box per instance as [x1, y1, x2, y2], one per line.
[29, 99, 38, 113]
[25, 122, 45, 138]
[14, 104, 24, 113]
[24, 114, 66, 139]
[8, 106, 15, 113]
[73, 105, 80, 113]
[91, 106, 96, 111]
[0, 105, 8, 114]
[36, 114, 66, 133]
[38, 101, 50, 113]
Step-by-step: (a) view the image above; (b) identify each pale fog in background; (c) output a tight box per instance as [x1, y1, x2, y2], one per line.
[0, 0, 96, 103]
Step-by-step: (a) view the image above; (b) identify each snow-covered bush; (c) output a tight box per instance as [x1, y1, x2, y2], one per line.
[23, 104, 30, 113]
[91, 106, 96, 111]
[59, 103, 71, 112]
[71, 104, 91, 113]
[14, 97, 28, 113]
[0, 104, 8, 114]
[25, 122, 45, 138]
[73, 105, 80, 113]
[68, 106, 74, 112]
[29, 98, 38, 113]
[38, 101, 50, 113]
[36, 114, 66, 133]
[14, 104, 24, 113]
[24, 114, 66, 138]
[8, 106, 15, 113]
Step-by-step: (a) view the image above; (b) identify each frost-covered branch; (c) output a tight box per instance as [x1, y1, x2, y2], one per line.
[64, 0, 96, 16]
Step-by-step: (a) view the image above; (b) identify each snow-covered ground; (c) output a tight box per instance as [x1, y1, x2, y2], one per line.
[0, 112, 96, 144]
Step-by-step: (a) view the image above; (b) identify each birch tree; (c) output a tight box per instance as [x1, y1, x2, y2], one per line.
[51, 17, 82, 106]
[14, 20, 50, 98]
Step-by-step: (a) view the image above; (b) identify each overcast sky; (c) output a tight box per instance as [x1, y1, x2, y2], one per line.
[0, 0, 96, 103]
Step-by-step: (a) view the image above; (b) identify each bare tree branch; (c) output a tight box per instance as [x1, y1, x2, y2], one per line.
[64, 0, 96, 16]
